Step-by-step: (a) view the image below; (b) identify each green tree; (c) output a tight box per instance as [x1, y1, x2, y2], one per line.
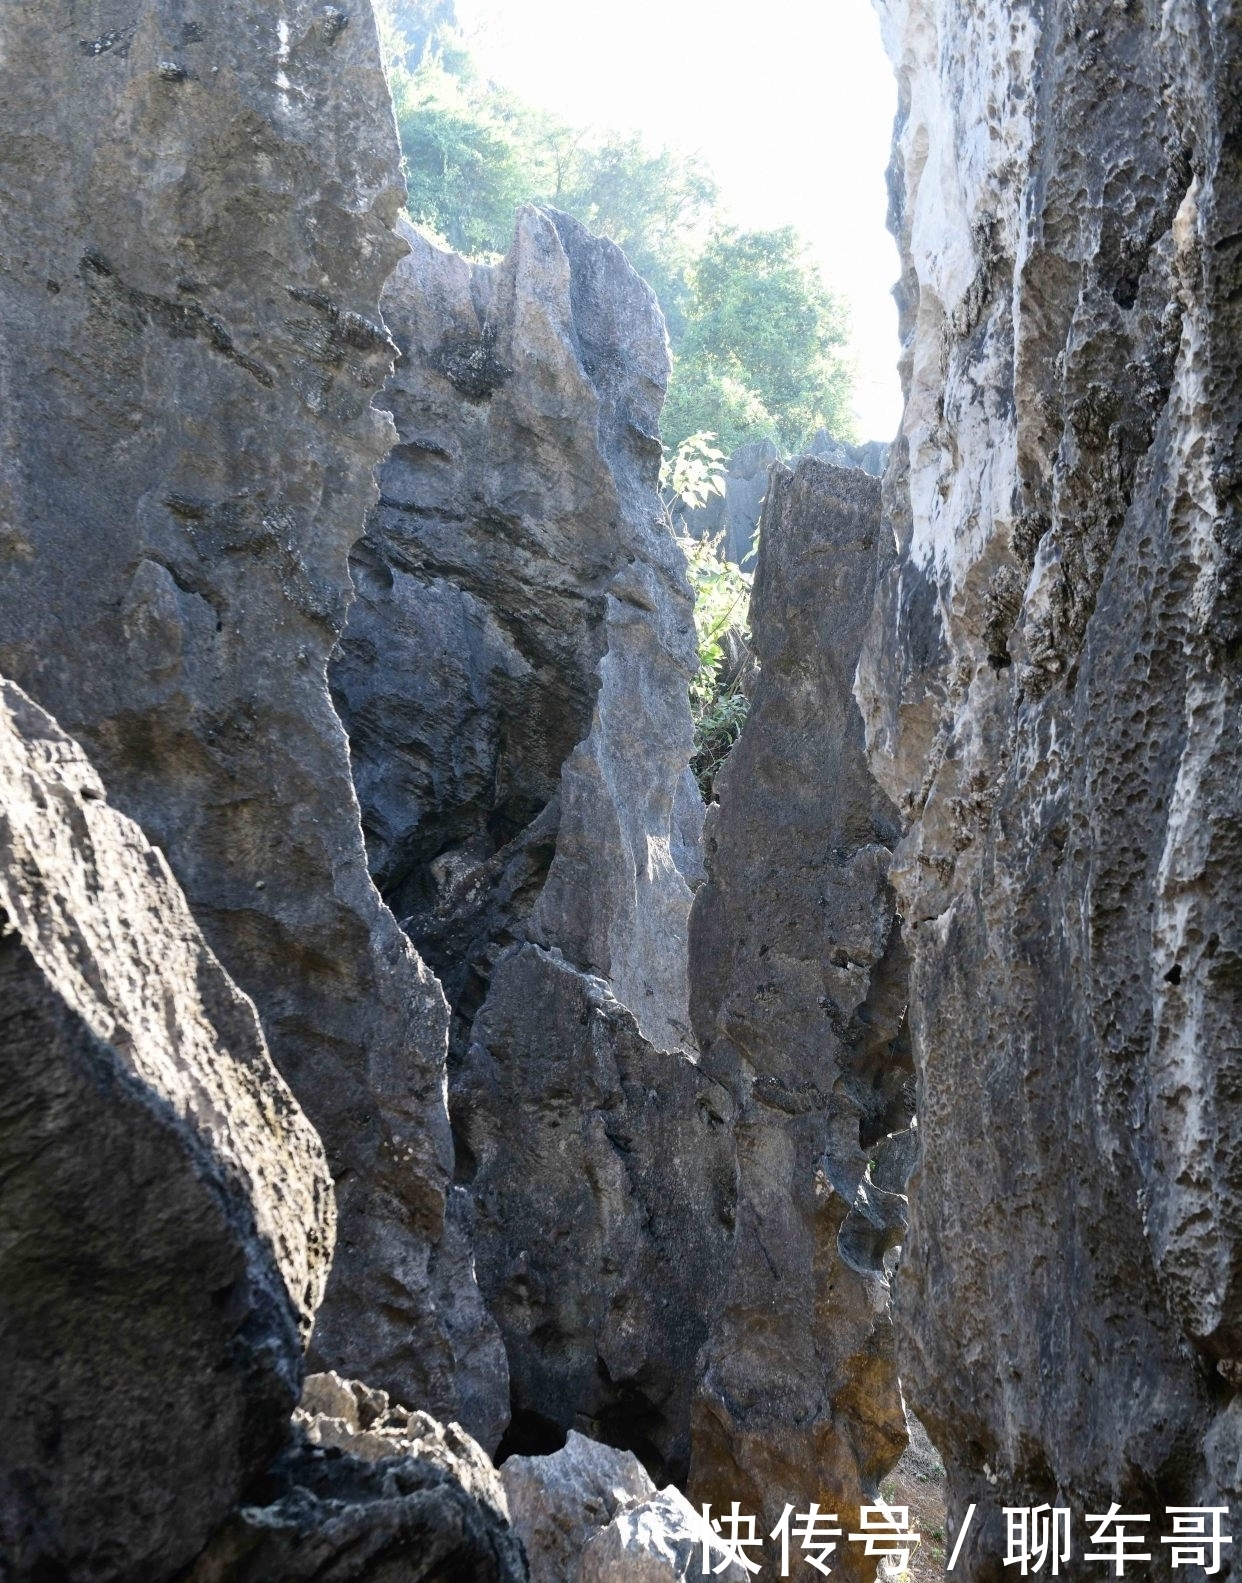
[380, 18, 860, 455]
[663, 226, 856, 454]
[554, 135, 717, 341]
[392, 55, 541, 258]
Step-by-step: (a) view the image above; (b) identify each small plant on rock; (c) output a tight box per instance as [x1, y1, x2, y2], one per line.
[660, 433, 755, 799]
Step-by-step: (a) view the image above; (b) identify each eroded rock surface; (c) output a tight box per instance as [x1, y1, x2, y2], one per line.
[186, 1390, 524, 1583]
[458, 947, 736, 1482]
[502, 1431, 656, 1583]
[334, 208, 731, 1469]
[0, 0, 479, 1422]
[863, 0, 1242, 1567]
[503, 1432, 745, 1583]
[688, 458, 912, 1576]
[332, 207, 703, 1059]
[0, 681, 333, 1582]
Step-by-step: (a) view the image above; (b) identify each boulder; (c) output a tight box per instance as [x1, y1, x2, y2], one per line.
[0, 0, 486, 1424]
[185, 1427, 524, 1583]
[862, 0, 1242, 1560]
[296, 1371, 510, 1519]
[502, 1433, 746, 1583]
[502, 1431, 656, 1583]
[0, 680, 333, 1581]
[687, 458, 912, 1578]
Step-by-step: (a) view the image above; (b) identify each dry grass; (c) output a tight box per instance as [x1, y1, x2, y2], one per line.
[878, 1414, 949, 1581]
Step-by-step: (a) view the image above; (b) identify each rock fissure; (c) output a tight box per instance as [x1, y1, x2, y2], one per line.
[2, 1, 1239, 1579]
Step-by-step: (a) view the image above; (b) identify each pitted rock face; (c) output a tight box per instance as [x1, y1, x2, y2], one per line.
[686, 458, 911, 1579]
[0, 680, 333, 1581]
[0, 0, 485, 1425]
[863, 0, 1242, 1565]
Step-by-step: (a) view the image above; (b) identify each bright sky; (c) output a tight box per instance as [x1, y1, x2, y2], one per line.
[454, 0, 902, 442]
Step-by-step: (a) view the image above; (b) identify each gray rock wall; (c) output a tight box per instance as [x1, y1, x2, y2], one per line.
[863, 0, 1242, 1569]
[333, 209, 730, 1471]
[679, 435, 887, 570]
[0, 0, 478, 1424]
[0, 680, 333, 1581]
[687, 458, 912, 1576]
[333, 208, 703, 1061]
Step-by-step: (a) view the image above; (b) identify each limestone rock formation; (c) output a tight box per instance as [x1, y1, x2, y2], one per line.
[295, 1371, 511, 1518]
[678, 439, 779, 566]
[805, 431, 889, 480]
[0, 680, 333, 1582]
[688, 458, 912, 1576]
[334, 208, 732, 1469]
[678, 435, 888, 571]
[0, 0, 485, 1426]
[332, 208, 704, 1060]
[863, 0, 1242, 1566]
[502, 1431, 657, 1583]
[456, 947, 736, 1482]
[502, 1432, 746, 1583]
[185, 1401, 525, 1583]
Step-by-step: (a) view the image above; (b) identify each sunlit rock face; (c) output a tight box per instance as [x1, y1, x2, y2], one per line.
[0, 680, 334, 1581]
[333, 208, 732, 1476]
[0, 0, 476, 1425]
[687, 457, 913, 1580]
[864, 0, 1242, 1567]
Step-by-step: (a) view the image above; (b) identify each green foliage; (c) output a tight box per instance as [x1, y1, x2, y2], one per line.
[380, 15, 860, 460]
[392, 56, 541, 258]
[664, 226, 856, 455]
[553, 136, 717, 341]
[661, 436, 755, 797]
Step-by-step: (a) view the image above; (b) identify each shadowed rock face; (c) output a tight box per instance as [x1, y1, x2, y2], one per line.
[0, 0, 481, 1423]
[0, 681, 333, 1582]
[333, 208, 729, 1468]
[687, 458, 912, 1577]
[333, 207, 703, 1062]
[863, 0, 1242, 1568]
[457, 946, 737, 1483]
[185, 1371, 526, 1583]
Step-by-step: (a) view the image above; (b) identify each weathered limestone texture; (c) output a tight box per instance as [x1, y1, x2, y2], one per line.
[502, 1431, 657, 1583]
[863, 0, 1242, 1569]
[457, 947, 736, 1481]
[0, 0, 486, 1426]
[502, 1432, 746, 1583]
[187, 1375, 525, 1583]
[688, 458, 913, 1576]
[0, 680, 333, 1582]
[334, 208, 733, 1472]
[333, 207, 704, 1059]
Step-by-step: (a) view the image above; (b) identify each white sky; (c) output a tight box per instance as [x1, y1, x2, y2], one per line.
[454, 0, 903, 442]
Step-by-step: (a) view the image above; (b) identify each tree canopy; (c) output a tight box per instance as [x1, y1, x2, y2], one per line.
[379, 6, 857, 453]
